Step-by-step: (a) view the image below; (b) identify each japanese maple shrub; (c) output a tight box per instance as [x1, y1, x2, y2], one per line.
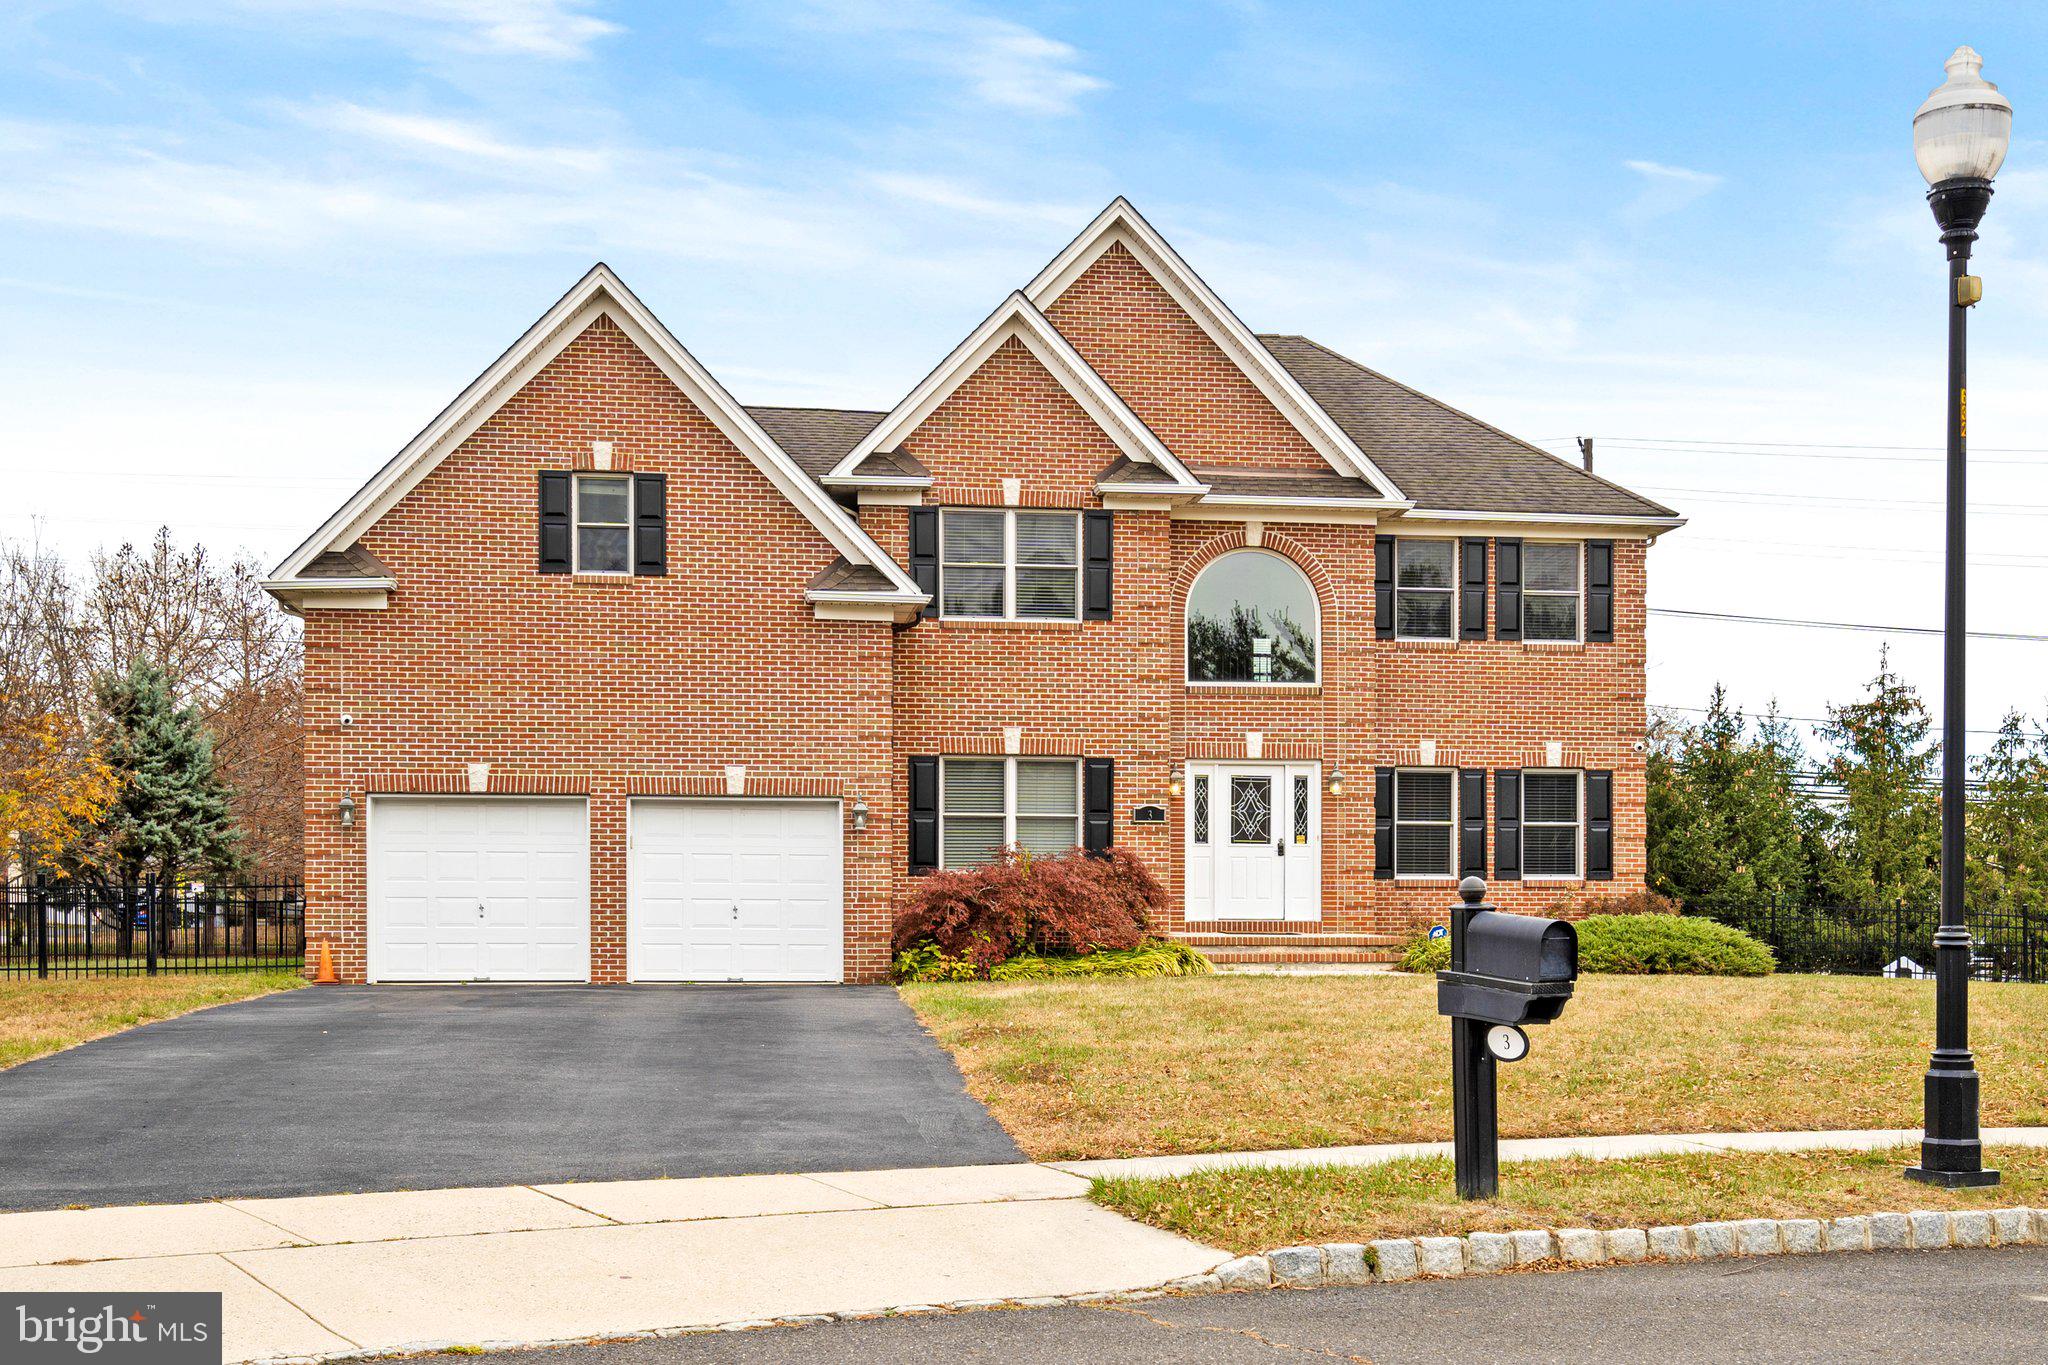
[891, 846, 1169, 976]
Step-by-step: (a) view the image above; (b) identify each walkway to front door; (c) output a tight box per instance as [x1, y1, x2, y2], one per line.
[1184, 761, 1321, 922]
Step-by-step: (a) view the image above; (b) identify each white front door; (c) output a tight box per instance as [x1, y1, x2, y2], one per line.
[1186, 763, 1321, 923]
[367, 797, 590, 982]
[628, 799, 844, 982]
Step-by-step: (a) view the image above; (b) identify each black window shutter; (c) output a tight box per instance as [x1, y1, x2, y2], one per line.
[1084, 758, 1115, 855]
[632, 473, 667, 576]
[538, 472, 572, 574]
[1494, 769, 1522, 880]
[1460, 538, 1488, 640]
[1083, 510, 1114, 620]
[1495, 538, 1522, 640]
[908, 757, 939, 874]
[1587, 541, 1615, 642]
[1459, 768, 1488, 878]
[1586, 769, 1614, 880]
[1374, 767, 1395, 879]
[1374, 536, 1396, 639]
[908, 507, 939, 619]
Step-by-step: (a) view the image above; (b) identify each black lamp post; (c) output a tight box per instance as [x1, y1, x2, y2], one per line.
[1905, 46, 2012, 1190]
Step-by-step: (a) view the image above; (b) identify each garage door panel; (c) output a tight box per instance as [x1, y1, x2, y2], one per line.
[370, 798, 590, 983]
[629, 800, 843, 983]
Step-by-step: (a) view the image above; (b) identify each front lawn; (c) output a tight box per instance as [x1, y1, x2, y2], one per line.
[0, 971, 306, 1069]
[902, 973, 2048, 1159]
[1092, 1145, 2048, 1254]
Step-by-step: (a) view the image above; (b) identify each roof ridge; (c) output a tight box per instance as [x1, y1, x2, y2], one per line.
[1265, 334, 1678, 519]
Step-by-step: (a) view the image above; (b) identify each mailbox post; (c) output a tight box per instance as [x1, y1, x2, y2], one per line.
[1436, 877, 1578, 1199]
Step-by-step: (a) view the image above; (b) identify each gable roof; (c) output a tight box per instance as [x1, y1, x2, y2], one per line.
[1259, 335, 1681, 523]
[824, 291, 1203, 492]
[266, 265, 924, 605]
[1023, 198, 1408, 505]
[748, 406, 887, 481]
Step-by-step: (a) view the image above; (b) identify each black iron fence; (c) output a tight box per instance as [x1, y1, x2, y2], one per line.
[1689, 900, 2048, 983]
[2, 878, 305, 978]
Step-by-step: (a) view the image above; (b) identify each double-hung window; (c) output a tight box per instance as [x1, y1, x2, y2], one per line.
[574, 474, 632, 574]
[939, 757, 1081, 868]
[1394, 769, 1455, 877]
[940, 510, 1080, 620]
[1522, 770, 1583, 877]
[1523, 543, 1583, 642]
[1395, 540, 1456, 640]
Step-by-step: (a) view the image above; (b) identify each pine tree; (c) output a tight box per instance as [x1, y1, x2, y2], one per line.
[1819, 648, 1939, 908]
[1645, 687, 1810, 913]
[92, 660, 239, 889]
[1968, 711, 2048, 912]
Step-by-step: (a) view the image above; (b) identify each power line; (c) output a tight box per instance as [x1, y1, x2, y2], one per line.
[1655, 702, 2008, 737]
[1635, 483, 2048, 515]
[1649, 606, 2048, 643]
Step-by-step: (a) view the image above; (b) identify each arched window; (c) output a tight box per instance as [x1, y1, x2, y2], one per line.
[1185, 550, 1320, 684]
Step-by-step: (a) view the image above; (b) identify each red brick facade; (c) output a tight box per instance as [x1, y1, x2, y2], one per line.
[293, 242, 1655, 985]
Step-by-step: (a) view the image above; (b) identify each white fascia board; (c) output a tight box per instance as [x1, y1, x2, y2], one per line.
[1171, 504, 1381, 526]
[261, 576, 397, 592]
[824, 292, 1203, 490]
[1395, 509, 1688, 538]
[270, 264, 921, 600]
[1022, 198, 1409, 503]
[819, 473, 935, 489]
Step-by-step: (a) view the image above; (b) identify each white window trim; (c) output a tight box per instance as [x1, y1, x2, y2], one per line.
[939, 509, 1081, 622]
[1394, 539, 1458, 642]
[1393, 767, 1458, 881]
[1183, 549, 1323, 686]
[573, 473, 634, 576]
[937, 756, 1083, 868]
[1522, 540, 1585, 645]
[1521, 768, 1584, 881]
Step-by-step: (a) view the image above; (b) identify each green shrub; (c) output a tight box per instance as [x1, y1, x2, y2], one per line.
[893, 938, 1213, 983]
[1396, 913, 1773, 977]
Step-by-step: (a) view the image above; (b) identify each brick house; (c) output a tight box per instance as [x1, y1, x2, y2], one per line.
[265, 199, 1681, 984]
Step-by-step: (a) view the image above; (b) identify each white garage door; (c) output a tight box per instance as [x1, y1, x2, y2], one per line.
[368, 797, 590, 982]
[628, 800, 843, 982]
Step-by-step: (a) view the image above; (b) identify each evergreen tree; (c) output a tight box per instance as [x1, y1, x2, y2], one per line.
[92, 660, 239, 888]
[1819, 648, 1939, 907]
[1645, 687, 1810, 912]
[1967, 711, 2048, 912]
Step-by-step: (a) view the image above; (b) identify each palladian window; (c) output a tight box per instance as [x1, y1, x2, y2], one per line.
[1185, 550, 1319, 684]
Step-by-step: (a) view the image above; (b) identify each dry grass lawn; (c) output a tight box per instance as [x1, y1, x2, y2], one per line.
[903, 973, 2048, 1160]
[0, 972, 305, 1069]
[1092, 1144, 2048, 1254]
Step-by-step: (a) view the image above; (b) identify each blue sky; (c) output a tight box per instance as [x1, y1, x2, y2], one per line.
[4, 2, 2047, 750]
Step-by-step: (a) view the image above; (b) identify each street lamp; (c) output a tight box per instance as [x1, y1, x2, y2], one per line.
[1906, 45, 2011, 1190]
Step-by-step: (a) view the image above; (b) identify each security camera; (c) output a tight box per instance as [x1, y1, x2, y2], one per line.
[1630, 738, 1646, 753]
[339, 713, 354, 728]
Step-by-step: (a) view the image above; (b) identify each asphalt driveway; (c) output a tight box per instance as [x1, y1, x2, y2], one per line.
[0, 985, 1023, 1211]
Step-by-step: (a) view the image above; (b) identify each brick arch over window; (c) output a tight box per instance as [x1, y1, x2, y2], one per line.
[1176, 531, 1335, 685]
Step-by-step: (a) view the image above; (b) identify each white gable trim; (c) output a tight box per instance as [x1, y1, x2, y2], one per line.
[1024, 198, 1410, 506]
[823, 292, 1204, 490]
[269, 264, 922, 599]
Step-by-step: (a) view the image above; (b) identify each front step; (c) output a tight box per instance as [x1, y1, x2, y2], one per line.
[1173, 930, 1407, 973]
[1177, 931, 1403, 950]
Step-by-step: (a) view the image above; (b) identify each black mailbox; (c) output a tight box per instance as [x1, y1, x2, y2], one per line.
[1437, 882, 1578, 1027]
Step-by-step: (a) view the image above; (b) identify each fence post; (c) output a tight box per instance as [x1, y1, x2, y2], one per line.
[144, 874, 158, 977]
[34, 884, 49, 980]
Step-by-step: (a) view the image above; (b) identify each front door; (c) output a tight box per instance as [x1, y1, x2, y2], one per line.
[1186, 763, 1321, 923]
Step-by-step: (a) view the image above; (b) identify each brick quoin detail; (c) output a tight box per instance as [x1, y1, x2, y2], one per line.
[296, 262, 1657, 983]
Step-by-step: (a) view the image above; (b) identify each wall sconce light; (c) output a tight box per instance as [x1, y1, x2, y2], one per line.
[852, 797, 869, 832]
[338, 796, 356, 828]
[1326, 771, 1345, 798]
[1168, 765, 1184, 798]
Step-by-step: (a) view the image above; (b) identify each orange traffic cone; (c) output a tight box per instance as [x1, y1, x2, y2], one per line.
[312, 940, 339, 984]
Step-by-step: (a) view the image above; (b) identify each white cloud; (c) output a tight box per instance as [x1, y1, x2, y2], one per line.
[300, 102, 612, 174]
[867, 172, 1094, 228]
[121, 0, 622, 60]
[1623, 158, 1724, 220]
[763, 1, 1107, 115]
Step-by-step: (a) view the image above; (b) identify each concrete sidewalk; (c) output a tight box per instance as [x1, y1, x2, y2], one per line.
[5, 1126, 2041, 1363]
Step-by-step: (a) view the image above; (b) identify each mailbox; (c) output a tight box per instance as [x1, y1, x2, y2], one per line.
[1436, 903, 1578, 1027]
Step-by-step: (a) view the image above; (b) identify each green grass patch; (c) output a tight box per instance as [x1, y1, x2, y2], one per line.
[0, 971, 306, 1069]
[1092, 1145, 2048, 1254]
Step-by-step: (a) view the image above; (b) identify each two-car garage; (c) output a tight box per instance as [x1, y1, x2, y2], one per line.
[365, 796, 844, 983]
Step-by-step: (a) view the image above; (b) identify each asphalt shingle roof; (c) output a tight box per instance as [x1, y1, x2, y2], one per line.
[1257, 335, 1677, 519]
[746, 406, 887, 480]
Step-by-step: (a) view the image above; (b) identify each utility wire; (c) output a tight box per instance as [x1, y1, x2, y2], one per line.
[1649, 606, 2048, 643]
[1655, 702, 2008, 738]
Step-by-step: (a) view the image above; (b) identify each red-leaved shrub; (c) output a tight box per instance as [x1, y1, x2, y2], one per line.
[891, 847, 1167, 967]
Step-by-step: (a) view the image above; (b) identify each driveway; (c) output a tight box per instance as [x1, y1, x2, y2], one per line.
[0, 985, 1022, 1211]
